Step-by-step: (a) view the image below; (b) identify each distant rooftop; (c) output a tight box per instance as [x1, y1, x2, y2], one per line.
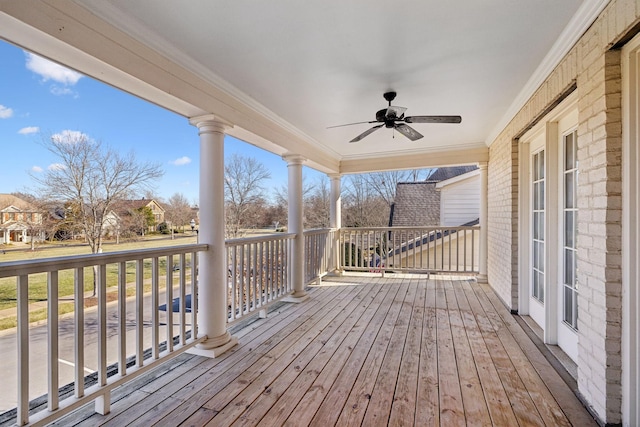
[389, 166, 479, 227]
[426, 165, 478, 182]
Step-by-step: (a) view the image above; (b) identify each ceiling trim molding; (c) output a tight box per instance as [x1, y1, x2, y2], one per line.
[340, 147, 489, 175]
[340, 141, 487, 163]
[485, 0, 611, 147]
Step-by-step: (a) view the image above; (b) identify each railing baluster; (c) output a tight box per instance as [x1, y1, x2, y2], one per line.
[239, 245, 246, 314]
[95, 263, 109, 415]
[17, 274, 29, 426]
[135, 259, 144, 367]
[464, 228, 468, 272]
[151, 257, 159, 360]
[258, 241, 264, 305]
[448, 229, 452, 272]
[471, 228, 476, 272]
[48, 271, 59, 411]
[179, 253, 186, 345]
[166, 254, 173, 353]
[118, 262, 127, 376]
[251, 243, 257, 310]
[191, 251, 198, 339]
[74, 267, 85, 398]
[230, 246, 236, 320]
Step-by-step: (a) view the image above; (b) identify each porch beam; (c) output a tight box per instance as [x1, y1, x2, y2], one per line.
[283, 153, 309, 302]
[188, 114, 237, 357]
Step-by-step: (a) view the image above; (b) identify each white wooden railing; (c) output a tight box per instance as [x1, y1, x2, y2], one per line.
[340, 226, 480, 274]
[0, 244, 206, 427]
[225, 233, 294, 323]
[303, 228, 337, 285]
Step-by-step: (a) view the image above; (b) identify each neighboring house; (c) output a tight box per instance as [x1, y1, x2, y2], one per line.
[0, 194, 44, 244]
[389, 166, 479, 227]
[388, 166, 479, 271]
[111, 198, 165, 234]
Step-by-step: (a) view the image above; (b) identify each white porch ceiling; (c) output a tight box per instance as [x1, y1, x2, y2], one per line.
[0, 0, 606, 174]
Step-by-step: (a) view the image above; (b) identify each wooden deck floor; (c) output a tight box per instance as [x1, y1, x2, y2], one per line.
[54, 275, 596, 426]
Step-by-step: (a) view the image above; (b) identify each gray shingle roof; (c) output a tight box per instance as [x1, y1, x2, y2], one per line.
[389, 166, 479, 227]
[389, 182, 440, 227]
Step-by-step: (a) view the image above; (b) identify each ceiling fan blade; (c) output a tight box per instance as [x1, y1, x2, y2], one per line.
[385, 106, 407, 119]
[404, 115, 462, 124]
[350, 124, 383, 143]
[395, 123, 424, 141]
[327, 120, 378, 129]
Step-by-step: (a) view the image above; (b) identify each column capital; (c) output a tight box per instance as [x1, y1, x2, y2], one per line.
[328, 173, 342, 180]
[477, 161, 488, 170]
[282, 153, 306, 166]
[189, 114, 233, 134]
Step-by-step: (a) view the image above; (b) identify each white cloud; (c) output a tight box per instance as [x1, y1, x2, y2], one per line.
[0, 104, 14, 119]
[50, 86, 77, 97]
[25, 52, 83, 86]
[19, 126, 39, 135]
[31, 165, 43, 173]
[51, 130, 90, 144]
[48, 163, 67, 171]
[170, 156, 192, 166]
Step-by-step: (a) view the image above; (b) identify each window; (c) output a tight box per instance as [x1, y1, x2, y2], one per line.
[532, 150, 545, 302]
[563, 130, 578, 329]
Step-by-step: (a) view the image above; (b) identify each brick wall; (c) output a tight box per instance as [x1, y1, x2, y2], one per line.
[486, 0, 637, 423]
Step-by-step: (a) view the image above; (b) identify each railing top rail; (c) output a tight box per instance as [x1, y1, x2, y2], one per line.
[340, 226, 479, 231]
[303, 228, 336, 236]
[225, 232, 295, 246]
[0, 243, 208, 278]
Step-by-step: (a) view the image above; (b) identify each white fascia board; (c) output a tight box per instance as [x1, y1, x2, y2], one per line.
[435, 169, 480, 189]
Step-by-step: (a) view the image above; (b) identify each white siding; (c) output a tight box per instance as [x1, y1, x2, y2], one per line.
[439, 175, 480, 226]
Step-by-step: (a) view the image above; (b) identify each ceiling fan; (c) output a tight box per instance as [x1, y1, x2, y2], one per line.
[329, 91, 461, 143]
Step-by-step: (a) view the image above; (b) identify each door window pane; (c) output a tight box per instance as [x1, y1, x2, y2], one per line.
[563, 130, 578, 329]
[532, 150, 545, 303]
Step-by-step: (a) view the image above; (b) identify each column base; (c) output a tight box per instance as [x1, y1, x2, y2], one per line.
[189, 332, 238, 358]
[329, 269, 345, 277]
[283, 292, 310, 303]
[476, 274, 488, 284]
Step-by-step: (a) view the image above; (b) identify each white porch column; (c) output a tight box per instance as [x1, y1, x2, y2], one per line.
[283, 154, 309, 302]
[188, 114, 237, 357]
[329, 174, 342, 274]
[478, 161, 488, 283]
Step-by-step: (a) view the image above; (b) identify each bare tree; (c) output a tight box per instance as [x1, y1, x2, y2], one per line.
[165, 193, 193, 239]
[343, 174, 389, 227]
[224, 153, 271, 237]
[304, 175, 331, 229]
[363, 168, 434, 206]
[31, 131, 163, 293]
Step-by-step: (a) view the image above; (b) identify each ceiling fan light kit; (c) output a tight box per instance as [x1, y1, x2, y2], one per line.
[329, 91, 461, 143]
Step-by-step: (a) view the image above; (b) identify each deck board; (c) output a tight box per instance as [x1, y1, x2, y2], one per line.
[53, 275, 596, 427]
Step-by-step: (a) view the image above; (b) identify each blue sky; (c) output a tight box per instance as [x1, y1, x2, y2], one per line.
[0, 40, 322, 205]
